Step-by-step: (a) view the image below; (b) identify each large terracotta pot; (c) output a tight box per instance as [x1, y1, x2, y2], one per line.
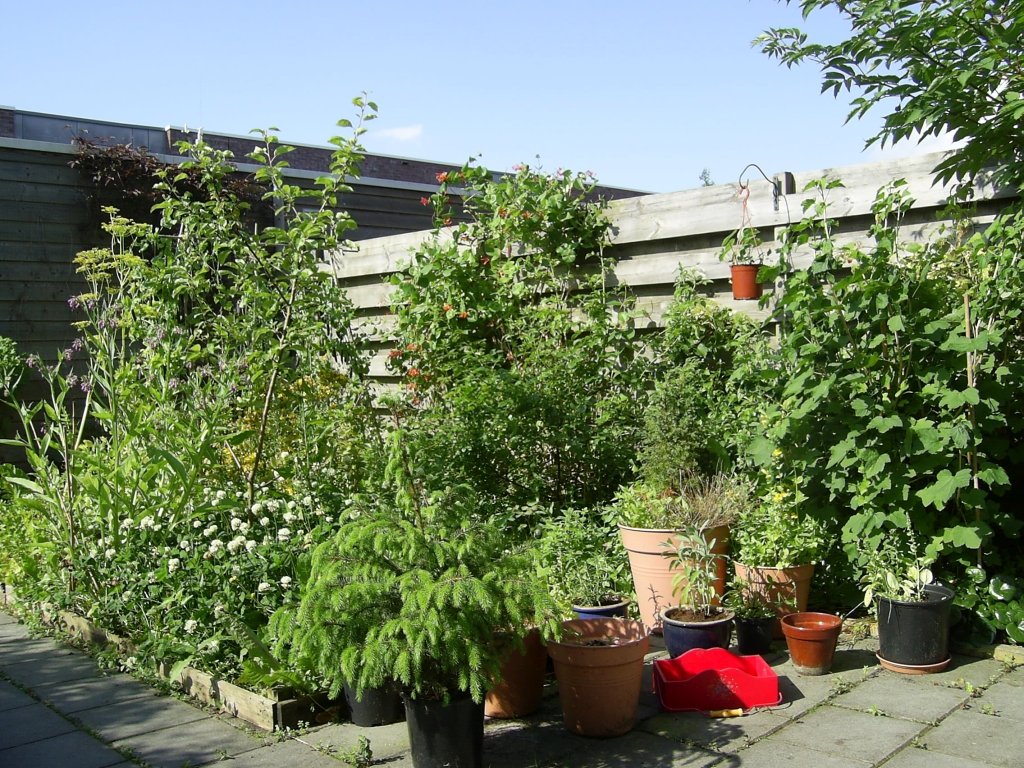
[484, 629, 547, 719]
[547, 618, 650, 738]
[619, 524, 729, 632]
[733, 562, 814, 639]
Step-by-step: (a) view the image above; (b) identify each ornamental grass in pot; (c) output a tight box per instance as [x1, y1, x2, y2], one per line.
[732, 487, 828, 638]
[659, 523, 735, 658]
[861, 533, 954, 673]
[614, 476, 742, 631]
[274, 435, 558, 768]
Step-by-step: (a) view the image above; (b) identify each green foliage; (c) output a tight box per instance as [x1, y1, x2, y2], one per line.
[273, 430, 559, 703]
[758, 0, 1024, 191]
[665, 524, 726, 618]
[732, 483, 829, 569]
[611, 475, 746, 531]
[0, 100, 382, 678]
[723, 575, 778, 619]
[389, 162, 650, 511]
[535, 507, 632, 609]
[860, 531, 936, 607]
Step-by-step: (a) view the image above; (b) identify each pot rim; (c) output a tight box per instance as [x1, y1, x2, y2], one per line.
[660, 606, 736, 628]
[618, 523, 731, 535]
[780, 611, 842, 634]
[571, 596, 631, 612]
[875, 583, 955, 608]
[549, 618, 650, 651]
[733, 561, 816, 574]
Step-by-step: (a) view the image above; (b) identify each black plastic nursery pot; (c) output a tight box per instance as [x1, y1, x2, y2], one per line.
[734, 616, 774, 656]
[877, 584, 955, 670]
[403, 692, 484, 768]
[344, 683, 405, 727]
[660, 608, 734, 658]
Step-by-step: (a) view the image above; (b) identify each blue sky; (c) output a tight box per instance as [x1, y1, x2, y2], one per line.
[4, 1, 941, 192]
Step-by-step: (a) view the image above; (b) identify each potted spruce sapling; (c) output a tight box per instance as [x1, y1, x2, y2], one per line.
[861, 531, 955, 673]
[276, 432, 558, 768]
[659, 523, 735, 658]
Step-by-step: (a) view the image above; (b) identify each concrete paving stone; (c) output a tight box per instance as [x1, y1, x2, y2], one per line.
[902, 654, 1005, 691]
[768, 704, 924, 764]
[0, 636, 69, 661]
[482, 717, 586, 768]
[883, 745, 1001, 768]
[35, 671, 158, 714]
[0, 678, 37, 712]
[641, 709, 790, 753]
[220, 737, 368, 767]
[0, 728, 126, 768]
[0, 701, 77, 750]
[971, 678, 1024, 722]
[0, 610, 16, 624]
[3, 651, 105, 688]
[728, 739, 871, 767]
[921, 707, 1024, 768]
[1001, 666, 1023, 687]
[831, 671, 970, 723]
[300, 720, 410, 760]
[112, 716, 265, 768]
[0, 620, 31, 643]
[73, 693, 212, 741]
[558, 729, 721, 768]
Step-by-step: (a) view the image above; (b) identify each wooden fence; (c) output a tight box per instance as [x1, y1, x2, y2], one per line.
[327, 150, 1013, 385]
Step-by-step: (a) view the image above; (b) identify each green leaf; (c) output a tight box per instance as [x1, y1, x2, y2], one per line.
[916, 469, 972, 509]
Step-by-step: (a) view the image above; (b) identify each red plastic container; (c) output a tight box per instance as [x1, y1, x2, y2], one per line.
[652, 647, 779, 711]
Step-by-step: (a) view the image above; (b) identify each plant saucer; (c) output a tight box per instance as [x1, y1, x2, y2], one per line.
[875, 652, 951, 675]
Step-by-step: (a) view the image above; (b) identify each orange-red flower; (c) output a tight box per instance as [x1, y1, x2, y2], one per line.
[436, 172, 449, 183]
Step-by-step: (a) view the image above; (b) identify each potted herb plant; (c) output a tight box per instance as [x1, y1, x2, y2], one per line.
[538, 508, 632, 620]
[280, 433, 558, 768]
[614, 475, 742, 631]
[732, 486, 828, 638]
[724, 575, 778, 656]
[861, 533, 955, 673]
[660, 523, 735, 657]
[719, 225, 767, 300]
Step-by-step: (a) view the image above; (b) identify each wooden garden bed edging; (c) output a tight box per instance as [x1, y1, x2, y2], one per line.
[0, 590, 339, 732]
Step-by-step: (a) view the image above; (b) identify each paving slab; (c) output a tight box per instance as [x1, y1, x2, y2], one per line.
[0, 701, 77, 750]
[831, 671, 971, 722]
[0, 619, 31, 643]
[301, 720, 410, 761]
[560, 729, 721, 768]
[112, 716, 264, 768]
[920, 707, 1024, 768]
[0, 678, 37, 711]
[728, 739, 871, 767]
[970, 679, 1024, 722]
[0, 636, 70, 661]
[641, 709, 790, 753]
[767, 704, 923, 764]
[34, 671, 158, 714]
[882, 745, 1001, 768]
[2, 650, 105, 687]
[222, 737, 368, 767]
[0, 728, 126, 768]
[72, 692, 212, 741]
[482, 717, 587, 768]
[901, 654, 1006, 690]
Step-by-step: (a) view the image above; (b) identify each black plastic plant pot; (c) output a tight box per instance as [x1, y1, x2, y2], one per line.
[660, 608, 734, 659]
[734, 616, 774, 656]
[403, 692, 484, 768]
[344, 683, 405, 727]
[877, 584, 955, 668]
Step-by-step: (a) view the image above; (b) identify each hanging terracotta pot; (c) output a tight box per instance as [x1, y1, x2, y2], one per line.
[733, 562, 814, 638]
[781, 612, 842, 676]
[619, 524, 729, 632]
[484, 629, 547, 719]
[730, 264, 763, 300]
[547, 618, 650, 738]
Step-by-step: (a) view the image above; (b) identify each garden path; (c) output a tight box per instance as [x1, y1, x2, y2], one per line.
[1, 609, 1020, 768]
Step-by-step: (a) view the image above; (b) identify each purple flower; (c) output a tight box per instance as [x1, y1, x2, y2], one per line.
[71, 338, 84, 351]
[63, 349, 74, 362]
[80, 378, 92, 393]
[25, 355, 39, 369]
[168, 378, 179, 390]
[68, 297, 81, 310]
[68, 375, 79, 387]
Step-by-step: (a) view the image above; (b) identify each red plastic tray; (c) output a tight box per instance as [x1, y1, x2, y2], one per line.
[652, 647, 780, 711]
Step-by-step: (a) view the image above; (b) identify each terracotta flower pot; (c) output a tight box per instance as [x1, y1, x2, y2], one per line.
[733, 562, 815, 639]
[547, 618, 650, 738]
[619, 524, 729, 632]
[780, 612, 842, 676]
[730, 264, 763, 300]
[485, 629, 548, 718]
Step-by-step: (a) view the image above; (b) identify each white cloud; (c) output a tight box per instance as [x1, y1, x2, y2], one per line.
[373, 124, 423, 142]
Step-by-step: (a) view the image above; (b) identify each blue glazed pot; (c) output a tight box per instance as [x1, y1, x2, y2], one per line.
[572, 597, 631, 620]
[660, 607, 734, 658]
